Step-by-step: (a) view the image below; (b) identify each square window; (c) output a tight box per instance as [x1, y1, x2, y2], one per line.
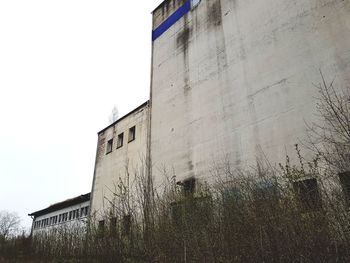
[339, 171, 350, 205]
[293, 178, 321, 212]
[253, 181, 278, 203]
[117, 133, 124, 148]
[253, 181, 279, 217]
[128, 126, 136, 142]
[106, 139, 113, 154]
[191, 0, 201, 8]
[180, 178, 195, 195]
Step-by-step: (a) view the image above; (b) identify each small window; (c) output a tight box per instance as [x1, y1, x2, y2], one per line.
[128, 126, 136, 142]
[183, 178, 196, 195]
[110, 217, 117, 234]
[122, 214, 131, 235]
[293, 178, 321, 211]
[191, 0, 201, 8]
[253, 181, 279, 216]
[106, 139, 113, 154]
[85, 206, 89, 216]
[117, 133, 124, 148]
[98, 220, 105, 235]
[69, 211, 72, 220]
[339, 171, 350, 205]
[80, 208, 84, 217]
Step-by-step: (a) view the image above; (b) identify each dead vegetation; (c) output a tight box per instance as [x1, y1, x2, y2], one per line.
[1, 73, 350, 262]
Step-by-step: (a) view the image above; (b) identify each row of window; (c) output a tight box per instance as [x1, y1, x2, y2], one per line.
[106, 126, 136, 154]
[97, 214, 131, 235]
[179, 172, 350, 212]
[290, 172, 350, 210]
[33, 206, 89, 229]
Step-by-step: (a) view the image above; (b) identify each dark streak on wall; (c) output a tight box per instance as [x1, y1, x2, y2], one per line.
[208, 0, 223, 27]
[176, 15, 192, 93]
[96, 137, 106, 163]
[175, 13, 195, 176]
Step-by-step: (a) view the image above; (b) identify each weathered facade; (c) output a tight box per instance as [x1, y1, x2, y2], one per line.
[90, 102, 149, 220]
[150, 0, 350, 186]
[29, 193, 90, 235]
[87, 0, 350, 217]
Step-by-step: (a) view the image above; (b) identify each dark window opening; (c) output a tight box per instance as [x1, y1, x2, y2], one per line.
[110, 217, 117, 234]
[122, 214, 131, 235]
[106, 139, 113, 154]
[293, 178, 322, 212]
[98, 220, 105, 235]
[191, 0, 201, 8]
[117, 133, 124, 148]
[84, 206, 89, 217]
[182, 178, 196, 195]
[128, 126, 136, 142]
[253, 181, 279, 217]
[339, 171, 350, 206]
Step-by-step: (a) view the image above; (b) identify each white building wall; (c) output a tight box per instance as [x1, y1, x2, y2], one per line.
[150, 0, 350, 185]
[32, 200, 90, 235]
[90, 103, 149, 220]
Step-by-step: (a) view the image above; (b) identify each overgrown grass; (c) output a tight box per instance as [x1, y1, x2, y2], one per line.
[1, 150, 350, 263]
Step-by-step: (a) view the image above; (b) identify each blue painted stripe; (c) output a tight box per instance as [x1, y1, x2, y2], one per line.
[152, 0, 191, 41]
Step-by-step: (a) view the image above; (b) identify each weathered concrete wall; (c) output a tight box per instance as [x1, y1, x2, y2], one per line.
[150, 0, 350, 185]
[153, 0, 187, 28]
[90, 103, 149, 219]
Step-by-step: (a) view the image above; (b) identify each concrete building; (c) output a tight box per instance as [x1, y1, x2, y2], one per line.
[87, 0, 349, 217]
[90, 102, 149, 220]
[149, 0, 350, 187]
[29, 193, 90, 235]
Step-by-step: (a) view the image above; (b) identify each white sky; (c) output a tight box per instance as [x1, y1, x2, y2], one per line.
[0, 0, 163, 229]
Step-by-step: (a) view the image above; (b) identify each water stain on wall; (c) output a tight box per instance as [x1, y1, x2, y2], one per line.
[208, 0, 223, 27]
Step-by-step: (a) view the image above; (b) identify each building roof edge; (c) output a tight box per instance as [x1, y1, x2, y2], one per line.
[28, 193, 91, 218]
[97, 101, 149, 135]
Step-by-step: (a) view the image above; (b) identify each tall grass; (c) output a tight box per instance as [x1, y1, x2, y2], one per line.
[2, 150, 350, 262]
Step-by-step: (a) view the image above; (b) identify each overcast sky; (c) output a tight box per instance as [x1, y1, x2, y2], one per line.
[0, 0, 163, 229]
